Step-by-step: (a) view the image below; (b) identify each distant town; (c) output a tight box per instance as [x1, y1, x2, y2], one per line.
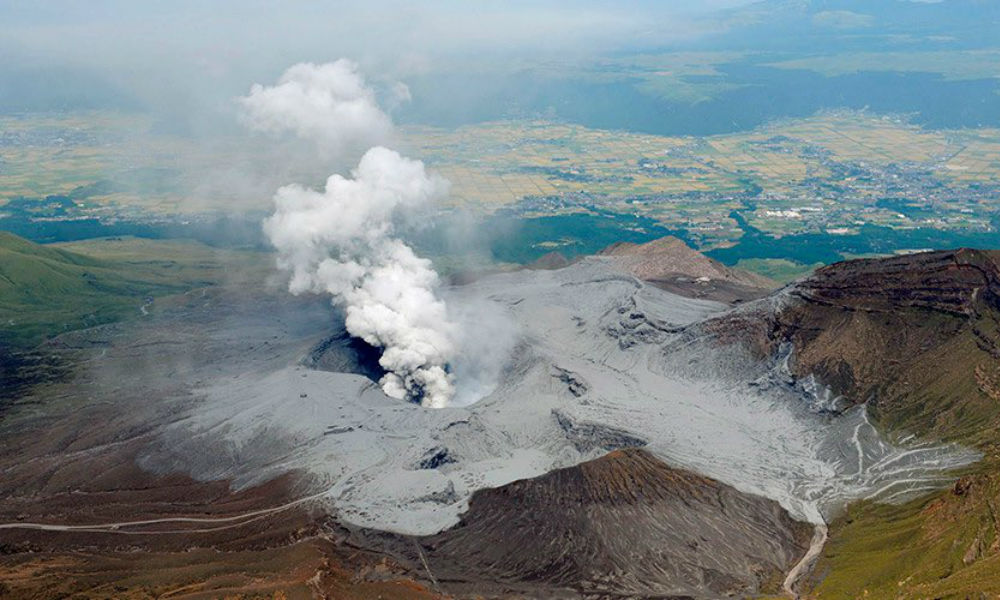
[3, 109, 1000, 270]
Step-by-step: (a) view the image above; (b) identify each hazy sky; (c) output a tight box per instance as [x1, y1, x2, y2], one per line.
[0, 1, 769, 132]
[1, 1, 757, 73]
[0, 0, 964, 131]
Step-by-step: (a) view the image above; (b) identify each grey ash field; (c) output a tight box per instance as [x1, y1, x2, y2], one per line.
[0, 233, 988, 599]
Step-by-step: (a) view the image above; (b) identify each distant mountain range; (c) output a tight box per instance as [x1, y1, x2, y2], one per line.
[714, 0, 1000, 50]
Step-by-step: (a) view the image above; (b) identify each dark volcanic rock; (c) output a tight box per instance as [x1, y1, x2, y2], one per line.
[418, 446, 457, 470]
[409, 448, 811, 599]
[552, 409, 647, 453]
[301, 328, 386, 382]
[550, 366, 590, 398]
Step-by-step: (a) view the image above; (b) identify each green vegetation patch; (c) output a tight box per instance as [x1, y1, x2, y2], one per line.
[732, 258, 822, 283]
[810, 464, 1000, 599]
[0, 233, 266, 348]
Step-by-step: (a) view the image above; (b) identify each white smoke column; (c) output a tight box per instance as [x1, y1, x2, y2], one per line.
[243, 61, 458, 407]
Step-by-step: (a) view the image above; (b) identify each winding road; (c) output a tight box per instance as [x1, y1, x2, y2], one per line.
[0, 490, 331, 535]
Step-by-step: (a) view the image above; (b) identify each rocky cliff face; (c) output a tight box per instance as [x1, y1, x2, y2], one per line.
[787, 249, 1000, 446]
[400, 449, 811, 599]
[709, 248, 1000, 448]
[793, 248, 1000, 317]
[768, 250, 1000, 600]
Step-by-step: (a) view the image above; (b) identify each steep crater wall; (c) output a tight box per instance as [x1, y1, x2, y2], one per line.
[710, 249, 1000, 448]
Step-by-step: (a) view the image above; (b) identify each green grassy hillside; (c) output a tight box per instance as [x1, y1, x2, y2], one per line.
[1, 232, 176, 347]
[0, 232, 265, 348]
[809, 467, 1000, 599]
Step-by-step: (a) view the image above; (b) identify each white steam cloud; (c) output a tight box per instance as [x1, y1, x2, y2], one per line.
[242, 60, 458, 408]
[239, 60, 393, 161]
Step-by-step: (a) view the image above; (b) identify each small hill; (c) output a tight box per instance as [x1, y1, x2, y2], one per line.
[408, 448, 810, 598]
[527, 250, 572, 270]
[600, 236, 777, 303]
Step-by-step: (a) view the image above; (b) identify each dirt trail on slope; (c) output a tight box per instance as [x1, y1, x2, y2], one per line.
[783, 522, 829, 598]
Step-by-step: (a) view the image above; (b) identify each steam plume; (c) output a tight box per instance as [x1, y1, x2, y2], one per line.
[243, 61, 457, 407]
[239, 60, 393, 160]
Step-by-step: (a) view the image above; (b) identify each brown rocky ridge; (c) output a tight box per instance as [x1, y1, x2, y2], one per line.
[600, 236, 776, 304]
[691, 248, 1000, 599]
[705, 248, 1000, 446]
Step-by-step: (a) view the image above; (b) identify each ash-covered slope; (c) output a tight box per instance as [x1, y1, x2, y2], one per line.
[410, 448, 811, 599]
[147, 254, 977, 540]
